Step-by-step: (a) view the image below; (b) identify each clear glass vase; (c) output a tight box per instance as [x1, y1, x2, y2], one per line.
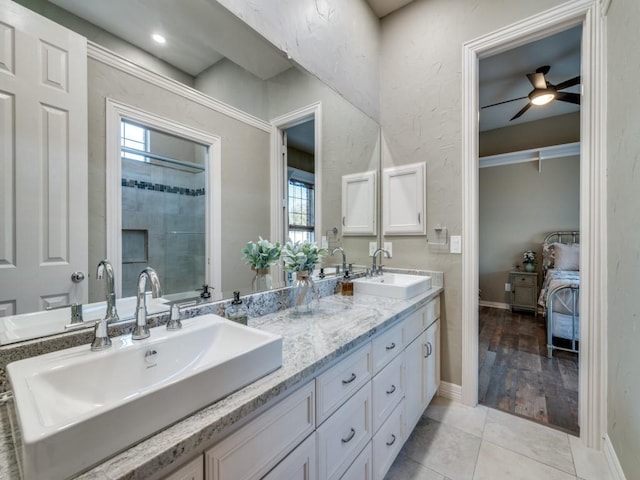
[292, 271, 318, 315]
[252, 268, 273, 292]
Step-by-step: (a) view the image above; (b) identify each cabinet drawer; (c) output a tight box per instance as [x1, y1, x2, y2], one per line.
[371, 323, 403, 374]
[263, 433, 316, 480]
[340, 443, 372, 480]
[163, 455, 203, 480]
[425, 296, 440, 325]
[317, 384, 372, 480]
[205, 381, 315, 480]
[372, 400, 405, 480]
[403, 307, 426, 344]
[371, 353, 404, 433]
[316, 344, 372, 424]
[512, 274, 535, 286]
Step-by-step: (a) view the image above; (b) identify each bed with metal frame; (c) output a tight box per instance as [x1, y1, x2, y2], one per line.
[539, 231, 580, 358]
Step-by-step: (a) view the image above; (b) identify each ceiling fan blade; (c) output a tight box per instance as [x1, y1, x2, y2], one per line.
[481, 96, 528, 109]
[555, 75, 581, 90]
[555, 91, 581, 105]
[527, 72, 547, 89]
[510, 102, 532, 121]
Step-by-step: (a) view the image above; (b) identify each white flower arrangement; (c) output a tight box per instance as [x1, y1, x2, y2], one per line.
[523, 250, 536, 264]
[242, 237, 281, 270]
[281, 240, 328, 273]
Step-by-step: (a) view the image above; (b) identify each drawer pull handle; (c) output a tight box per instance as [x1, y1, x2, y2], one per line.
[386, 385, 396, 395]
[341, 428, 356, 443]
[386, 342, 396, 351]
[386, 434, 397, 446]
[342, 373, 357, 385]
[427, 341, 433, 357]
[423, 343, 429, 358]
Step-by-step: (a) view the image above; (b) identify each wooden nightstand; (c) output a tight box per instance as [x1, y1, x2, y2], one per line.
[510, 271, 538, 316]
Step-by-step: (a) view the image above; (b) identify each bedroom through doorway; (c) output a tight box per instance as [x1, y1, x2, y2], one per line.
[476, 26, 582, 434]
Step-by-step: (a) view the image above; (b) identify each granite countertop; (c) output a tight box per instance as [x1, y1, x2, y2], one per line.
[0, 285, 442, 480]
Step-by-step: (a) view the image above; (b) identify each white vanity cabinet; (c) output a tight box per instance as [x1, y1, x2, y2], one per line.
[204, 381, 315, 480]
[164, 293, 440, 480]
[382, 162, 426, 235]
[404, 298, 441, 431]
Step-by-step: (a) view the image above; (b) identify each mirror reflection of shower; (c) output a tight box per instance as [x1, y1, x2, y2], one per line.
[120, 120, 208, 299]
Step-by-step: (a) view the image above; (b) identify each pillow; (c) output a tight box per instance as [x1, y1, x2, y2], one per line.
[553, 242, 580, 271]
[542, 242, 556, 270]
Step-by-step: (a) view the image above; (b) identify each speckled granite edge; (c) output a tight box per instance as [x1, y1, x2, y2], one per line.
[68, 287, 442, 480]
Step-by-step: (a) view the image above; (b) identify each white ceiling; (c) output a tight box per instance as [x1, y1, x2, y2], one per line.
[366, 0, 415, 18]
[48, 0, 292, 79]
[479, 26, 582, 132]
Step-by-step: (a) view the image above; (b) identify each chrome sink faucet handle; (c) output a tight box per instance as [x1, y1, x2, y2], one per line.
[97, 259, 119, 323]
[91, 317, 112, 351]
[331, 247, 348, 273]
[167, 300, 197, 331]
[133, 267, 162, 340]
[371, 248, 391, 275]
[47, 302, 84, 324]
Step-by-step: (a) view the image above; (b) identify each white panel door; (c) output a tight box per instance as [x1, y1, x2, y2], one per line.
[0, 1, 87, 314]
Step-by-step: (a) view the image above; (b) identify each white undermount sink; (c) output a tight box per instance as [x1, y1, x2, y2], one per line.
[7, 314, 283, 480]
[353, 273, 431, 299]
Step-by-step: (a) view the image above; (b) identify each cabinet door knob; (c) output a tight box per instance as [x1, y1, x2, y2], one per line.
[341, 428, 356, 443]
[341, 372, 357, 385]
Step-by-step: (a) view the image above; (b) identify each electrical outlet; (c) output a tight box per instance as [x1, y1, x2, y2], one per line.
[384, 242, 392, 258]
[505, 283, 511, 292]
[369, 242, 377, 256]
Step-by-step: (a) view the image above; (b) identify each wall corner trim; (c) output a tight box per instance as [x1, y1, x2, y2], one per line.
[604, 435, 628, 480]
[437, 382, 463, 402]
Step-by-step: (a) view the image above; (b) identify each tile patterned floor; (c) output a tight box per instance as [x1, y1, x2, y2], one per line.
[477, 306, 579, 433]
[384, 397, 613, 480]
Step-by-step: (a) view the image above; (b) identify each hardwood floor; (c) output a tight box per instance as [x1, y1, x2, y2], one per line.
[478, 306, 579, 434]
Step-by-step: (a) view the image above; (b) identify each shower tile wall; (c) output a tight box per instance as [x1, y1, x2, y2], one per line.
[121, 158, 205, 297]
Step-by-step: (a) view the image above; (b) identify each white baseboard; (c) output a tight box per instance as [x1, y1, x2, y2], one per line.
[478, 300, 510, 310]
[438, 381, 462, 402]
[604, 435, 627, 480]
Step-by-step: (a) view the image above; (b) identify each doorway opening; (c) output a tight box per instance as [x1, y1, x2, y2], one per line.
[476, 26, 582, 433]
[461, 0, 607, 448]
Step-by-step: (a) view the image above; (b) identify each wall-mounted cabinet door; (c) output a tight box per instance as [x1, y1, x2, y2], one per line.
[342, 171, 377, 236]
[382, 163, 426, 235]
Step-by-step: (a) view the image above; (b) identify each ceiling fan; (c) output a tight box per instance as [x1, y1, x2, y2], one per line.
[482, 65, 581, 121]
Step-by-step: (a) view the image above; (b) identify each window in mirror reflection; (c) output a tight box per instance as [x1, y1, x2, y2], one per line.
[288, 177, 315, 243]
[120, 120, 208, 299]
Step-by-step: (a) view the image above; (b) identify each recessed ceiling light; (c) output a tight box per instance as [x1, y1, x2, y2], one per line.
[152, 33, 166, 44]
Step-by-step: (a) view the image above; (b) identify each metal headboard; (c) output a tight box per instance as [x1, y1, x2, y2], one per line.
[543, 231, 580, 245]
[542, 231, 580, 276]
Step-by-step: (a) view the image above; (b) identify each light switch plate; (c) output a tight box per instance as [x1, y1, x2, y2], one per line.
[384, 242, 392, 258]
[369, 242, 377, 256]
[321, 236, 328, 249]
[450, 235, 462, 254]
[505, 283, 511, 292]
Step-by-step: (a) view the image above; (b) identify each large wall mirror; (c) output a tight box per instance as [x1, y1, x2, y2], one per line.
[1, 0, 381, 345]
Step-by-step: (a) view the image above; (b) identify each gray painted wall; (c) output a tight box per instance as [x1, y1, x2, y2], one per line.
[216, 0, 381, 120]
[607, 0, 640, 476]
[379, 0, 568, 385]
[479, 156, 580, 304]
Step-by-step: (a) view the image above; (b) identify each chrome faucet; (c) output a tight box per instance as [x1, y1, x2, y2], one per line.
[96, 259, 119, 323]
[133, 267, 162, 340]
[331, 247, 348, 273]
[371, 248, 391, 275]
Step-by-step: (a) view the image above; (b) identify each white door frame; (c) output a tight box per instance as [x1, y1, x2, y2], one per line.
[105, 99, 222, 297]
[461, 0, 608, 448]
[270, 102, 323, 281]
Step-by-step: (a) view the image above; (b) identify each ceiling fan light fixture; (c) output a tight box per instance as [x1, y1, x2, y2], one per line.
[530, 89, 556, 106]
